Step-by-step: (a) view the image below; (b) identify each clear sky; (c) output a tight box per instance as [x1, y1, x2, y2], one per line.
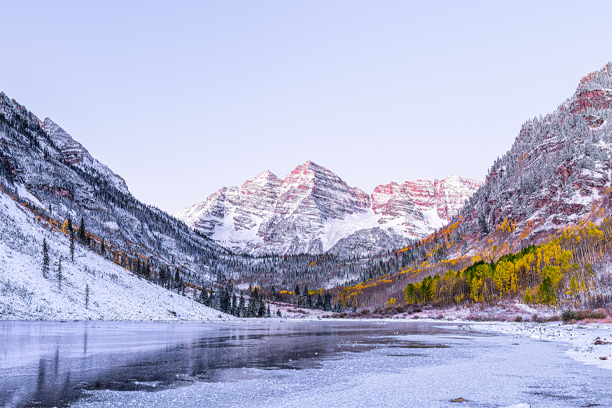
[2, 1, 612, 214]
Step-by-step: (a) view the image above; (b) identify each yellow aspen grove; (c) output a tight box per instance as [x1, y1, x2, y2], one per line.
[62, 219, 70, 234]
[398, 215, 612, 309]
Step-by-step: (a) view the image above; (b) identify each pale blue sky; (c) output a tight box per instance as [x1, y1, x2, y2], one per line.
[2, 1, 612, 213]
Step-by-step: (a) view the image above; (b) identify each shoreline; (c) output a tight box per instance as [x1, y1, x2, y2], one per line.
[3, 315, 611, 373]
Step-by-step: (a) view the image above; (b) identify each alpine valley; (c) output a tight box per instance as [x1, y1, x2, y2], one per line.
[2, 62, 612, 321]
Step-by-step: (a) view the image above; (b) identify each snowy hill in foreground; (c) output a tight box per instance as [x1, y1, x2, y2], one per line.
[0, 189, 227, 321]
[175, 161, 482, 255]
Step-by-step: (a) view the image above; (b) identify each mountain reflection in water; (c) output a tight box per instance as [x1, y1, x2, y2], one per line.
[0, 321, 464, 407]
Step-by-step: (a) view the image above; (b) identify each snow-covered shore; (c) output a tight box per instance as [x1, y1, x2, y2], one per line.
[462, 320, 612, 370]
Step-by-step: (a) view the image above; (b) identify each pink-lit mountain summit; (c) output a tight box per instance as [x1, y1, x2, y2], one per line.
[175, 161, 482, 255]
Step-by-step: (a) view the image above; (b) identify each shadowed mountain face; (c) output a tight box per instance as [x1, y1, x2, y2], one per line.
[176, 161, 482, 256]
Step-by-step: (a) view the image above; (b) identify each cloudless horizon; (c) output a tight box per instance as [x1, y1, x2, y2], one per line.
[2, 1, 612, 214]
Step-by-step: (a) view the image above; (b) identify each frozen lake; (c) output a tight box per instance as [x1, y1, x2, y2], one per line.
[1, 320, 611, 407]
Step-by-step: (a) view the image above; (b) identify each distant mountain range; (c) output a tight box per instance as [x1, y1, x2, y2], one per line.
[175, 161, 482, 255]
[4, 61, 612, 318]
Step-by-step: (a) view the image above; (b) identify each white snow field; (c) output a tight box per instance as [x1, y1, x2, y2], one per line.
[0, 188, 227, 321]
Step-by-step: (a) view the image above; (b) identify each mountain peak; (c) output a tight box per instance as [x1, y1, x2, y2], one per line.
[176, 161, 481, 255]
[251, 170, 282, 183]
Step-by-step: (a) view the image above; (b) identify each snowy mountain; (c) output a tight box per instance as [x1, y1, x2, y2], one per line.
[0, 92, 231, 271]
[0, 91, 261, 319]
[456, 62, 612, 246]
[328, 175, 483, 255]
[175, 161, 482, 255]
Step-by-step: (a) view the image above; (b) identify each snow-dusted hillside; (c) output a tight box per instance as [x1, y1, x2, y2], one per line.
[0, 188, 226, 321]
[41, 118, 130, 194]
[176, 161, 482, 255]
[0, 91, 259, 290]
[457, 61, 612, 243]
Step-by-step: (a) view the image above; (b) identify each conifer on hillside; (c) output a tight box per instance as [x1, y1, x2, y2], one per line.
[42, 239, 49, 278]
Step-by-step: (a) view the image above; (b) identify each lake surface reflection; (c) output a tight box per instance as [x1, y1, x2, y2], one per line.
[0, 320, 464, 407]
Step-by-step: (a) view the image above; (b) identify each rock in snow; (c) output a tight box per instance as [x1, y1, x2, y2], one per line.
[175, 161, 482, 255]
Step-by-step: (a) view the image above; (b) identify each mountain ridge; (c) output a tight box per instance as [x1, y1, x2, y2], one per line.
[175, 161, 482, 256]
[454, 61, 612, 251]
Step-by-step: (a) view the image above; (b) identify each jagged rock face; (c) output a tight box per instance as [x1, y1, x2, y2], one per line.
[371, 176, 482, 232]
[274, 162, 370, 218]
[176, 161, 482, 256]
[257, 162, 372, 254]
[458, 62, 612, 241]
[177, 171, 283, 240]
[41, 119, 129, 194]
[406, 176, 485, 221]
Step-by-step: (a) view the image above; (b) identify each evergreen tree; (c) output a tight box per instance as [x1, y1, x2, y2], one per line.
[266, 304, 271, 317]
[271, 285, 276, 300]
[217, 286, 225, 312]
[193, 287, 198, 300]
[276, 309, 282, 318]
[222, 286, 232, 313]
[42, 238, 49, 278]
[324, 293, 332, 311]
[78, 217, 86, 242]
[210, 290, 217, 310]
[315, 294, 323, 310]
[57, 258, 62, 290]
[232, 293, 237, 316]
[70, 229, 75, 262]
[238, 292, 246, 317]
[247, 298, 256, 317]
[85, 284, 90, 309]
[175, 268, 181, 289]
[303, 286, 312, 308]
[258, 301, 266, 318]
[101, 239, 106, 255]
[216, 267, 222, 282]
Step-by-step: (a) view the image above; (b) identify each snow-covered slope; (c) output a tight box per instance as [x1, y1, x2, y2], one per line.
[0, 91, 243, 285]
[457, 61, 612, 243]
[41, 118, 130, 194]
[0, 189, 225, 321]
[176, 161, 482, 255]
